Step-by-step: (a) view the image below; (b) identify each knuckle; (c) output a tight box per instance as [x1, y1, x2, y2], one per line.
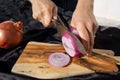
[33, 14, 37, 19]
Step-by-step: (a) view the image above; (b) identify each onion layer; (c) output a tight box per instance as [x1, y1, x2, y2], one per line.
[69, 27, 81, 40]
[48, 52, 71, 67]
[62, 32, 83, 57]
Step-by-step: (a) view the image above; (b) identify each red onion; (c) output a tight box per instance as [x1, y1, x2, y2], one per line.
[48, 52, 71, 67]
[69, 27, 81, 40]
[0, 21, 23, 49]
[62, 33, 83, 57]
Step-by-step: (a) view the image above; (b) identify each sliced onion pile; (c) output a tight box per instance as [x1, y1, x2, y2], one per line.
[48, 52, 71, 67]
[62, 32, 83, 57]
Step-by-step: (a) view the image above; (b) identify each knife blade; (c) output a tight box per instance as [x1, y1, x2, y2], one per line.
[52, 16, 87, 56]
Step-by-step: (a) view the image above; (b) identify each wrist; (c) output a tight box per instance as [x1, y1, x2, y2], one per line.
[76, 0, 94, 13]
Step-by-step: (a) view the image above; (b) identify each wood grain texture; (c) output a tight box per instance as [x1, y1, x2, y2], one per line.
[12, 41, 119, 79]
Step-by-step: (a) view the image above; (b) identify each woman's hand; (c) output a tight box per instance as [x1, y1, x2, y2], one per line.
[70, 0, 98, 54]
[29, 0, 57, 27]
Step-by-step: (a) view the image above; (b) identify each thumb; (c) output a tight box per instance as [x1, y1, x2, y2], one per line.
[53, 7, 58, 20]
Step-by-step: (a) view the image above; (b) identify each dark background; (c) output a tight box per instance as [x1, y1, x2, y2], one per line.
[0, 0, 120, 80]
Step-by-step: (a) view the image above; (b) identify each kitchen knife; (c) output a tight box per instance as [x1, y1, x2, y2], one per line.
[52, 16, 87, 56]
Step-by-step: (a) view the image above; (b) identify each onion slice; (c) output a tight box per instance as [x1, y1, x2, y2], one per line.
[62, 32, 83, 57]
[48, 52, 71, 67]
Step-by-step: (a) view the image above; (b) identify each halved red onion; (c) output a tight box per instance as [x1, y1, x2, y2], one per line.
[48, 52, 71, 67]
[62, 33, 83, 57]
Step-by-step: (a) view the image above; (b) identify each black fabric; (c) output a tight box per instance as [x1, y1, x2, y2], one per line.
[53, 0, 77, 12]
[94, 26, 120, 56]
[0, 0, 58, 73]
[0, 0, 120, 80]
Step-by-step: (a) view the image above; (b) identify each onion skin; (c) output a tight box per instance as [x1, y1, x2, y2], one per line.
[0, 21, 23, 49]
[69, 27, 81, 40]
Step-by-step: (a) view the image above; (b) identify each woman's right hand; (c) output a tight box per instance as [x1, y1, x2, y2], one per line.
[29, 0, 58, 27]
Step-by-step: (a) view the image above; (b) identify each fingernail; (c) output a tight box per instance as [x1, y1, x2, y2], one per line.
[53, 16, 57, 20]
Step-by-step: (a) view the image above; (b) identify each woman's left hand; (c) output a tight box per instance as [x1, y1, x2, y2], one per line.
[70, 4, 98, 54]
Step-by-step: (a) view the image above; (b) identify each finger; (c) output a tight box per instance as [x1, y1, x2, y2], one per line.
[86, 22, 94, 48]
[42, 11, 52, 27]
[33, 13, 39, 20]
[53, 6, 58, 20]
[91, 16, 99, 34]
[33, 11, 43, 22]
[86, 22, 98, 50]
[93, 21, 99, 34]
[33, 14, 37, 20]
[75, 23, 91, 54]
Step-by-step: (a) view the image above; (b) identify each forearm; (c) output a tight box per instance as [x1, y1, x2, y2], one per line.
[75, 0, 94, 12]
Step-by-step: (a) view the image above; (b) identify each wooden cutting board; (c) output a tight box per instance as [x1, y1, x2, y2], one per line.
[12, 41, 120, 79]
